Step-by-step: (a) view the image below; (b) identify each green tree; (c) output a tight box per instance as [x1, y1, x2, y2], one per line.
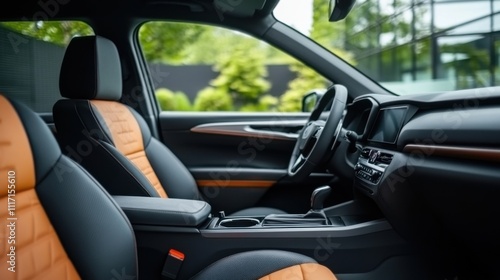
[139, 22, 205, 64]
[193, 87, 233, 111]
[278, 0, 356, 112]
[442, 43, 490, 89]
[278, 61, 327, 112]
[240, 95, 279, 112]
[155, 88, 192, 111]
[210, 42, 271, 107]
[1, 21, 93, 46]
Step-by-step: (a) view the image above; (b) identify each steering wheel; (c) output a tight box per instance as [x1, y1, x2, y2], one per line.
[288, 84, 348, 180]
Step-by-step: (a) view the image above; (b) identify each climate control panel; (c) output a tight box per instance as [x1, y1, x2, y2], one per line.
[355, 148, 393, 186]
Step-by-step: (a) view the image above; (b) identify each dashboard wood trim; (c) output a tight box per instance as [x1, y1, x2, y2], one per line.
[190, 120, 304, 141]
[403, 144, 500, 162]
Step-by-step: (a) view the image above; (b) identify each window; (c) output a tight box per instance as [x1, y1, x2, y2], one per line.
[138, 22, 328, 112]
[275, 0, 499, 95]
[0, 21, 94, 112]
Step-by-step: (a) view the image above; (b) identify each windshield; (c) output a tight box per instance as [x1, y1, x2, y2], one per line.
[274, 0, 499, 95]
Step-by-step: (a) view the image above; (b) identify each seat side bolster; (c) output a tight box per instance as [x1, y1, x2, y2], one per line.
[145, 138, 201, 200]
[37, 156, 138, 279]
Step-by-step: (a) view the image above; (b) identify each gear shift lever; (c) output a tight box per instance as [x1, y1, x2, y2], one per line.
[262, 185, 332, 226]
[311, 185, 331, 211]
[304, 186, 331, 223]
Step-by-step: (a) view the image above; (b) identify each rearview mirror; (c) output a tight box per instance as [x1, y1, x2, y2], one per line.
[329, 0, 356, 22]
[302, 89, 325, 112]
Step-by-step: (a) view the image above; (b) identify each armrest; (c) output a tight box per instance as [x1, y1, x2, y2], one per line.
[113, 196, 211, 227]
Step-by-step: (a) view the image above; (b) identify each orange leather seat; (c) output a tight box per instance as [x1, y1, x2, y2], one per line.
[1, 94, 337, 279]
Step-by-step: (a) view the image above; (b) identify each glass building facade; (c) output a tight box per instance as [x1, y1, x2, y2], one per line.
[344, 0, 500, 94]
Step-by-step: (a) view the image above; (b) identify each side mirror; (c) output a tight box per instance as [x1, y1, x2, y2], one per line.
[329, 0, 356, 22]
[302, 89, 325, 112]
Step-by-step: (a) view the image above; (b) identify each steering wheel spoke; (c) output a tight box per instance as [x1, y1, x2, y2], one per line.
[291, 154, 306, 173]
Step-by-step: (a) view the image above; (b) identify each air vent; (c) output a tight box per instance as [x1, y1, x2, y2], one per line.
[378, 153, 394, 164]
[361, 148, 371, 159]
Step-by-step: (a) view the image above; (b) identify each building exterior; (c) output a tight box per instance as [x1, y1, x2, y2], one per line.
[344, 0, 500, 94]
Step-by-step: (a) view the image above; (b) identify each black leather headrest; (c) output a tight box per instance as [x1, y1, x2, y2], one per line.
[59, 36, 122, 101]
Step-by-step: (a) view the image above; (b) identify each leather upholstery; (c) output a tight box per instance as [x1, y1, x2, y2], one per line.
[54, 35, 285, 215]
[259, 263, 337, 280]
[2, 93, 336, 280]
[1, 95, 138, 279]
[59, 36, 122, 101]
[0, 95, 79, 280]
[191, 250, 336, 280]
[0, 189, 80, 280]
[91, 100, 168, 198]
[113, 196, 212, 226]
[54, 99, 166, 198]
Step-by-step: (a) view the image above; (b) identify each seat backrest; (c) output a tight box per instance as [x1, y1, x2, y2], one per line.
[53, 35, 201, 201]
[0, 95, 138, 279]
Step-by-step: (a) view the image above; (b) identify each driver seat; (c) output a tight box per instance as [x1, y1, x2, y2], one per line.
[53, 35, 286, 216]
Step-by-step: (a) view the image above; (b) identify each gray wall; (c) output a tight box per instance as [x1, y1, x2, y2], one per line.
[148, 64, 296, 101]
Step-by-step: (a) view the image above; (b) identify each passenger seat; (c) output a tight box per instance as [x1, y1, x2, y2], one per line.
[53, 35, 285, 216]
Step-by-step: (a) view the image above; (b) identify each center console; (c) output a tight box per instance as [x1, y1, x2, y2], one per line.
[114, 187, 410, 280]
[209, 186, 372, 229]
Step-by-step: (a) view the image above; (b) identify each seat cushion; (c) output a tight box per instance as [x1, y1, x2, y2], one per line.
[191, 250, 336, 280]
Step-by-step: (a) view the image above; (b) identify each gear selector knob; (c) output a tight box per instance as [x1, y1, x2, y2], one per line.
[311, 186, 331, 211]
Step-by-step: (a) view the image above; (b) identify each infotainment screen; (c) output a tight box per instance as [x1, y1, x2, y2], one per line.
[368, 106, 408, 143]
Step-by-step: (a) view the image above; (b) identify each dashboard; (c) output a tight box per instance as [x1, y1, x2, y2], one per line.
[333, 86, 500, 267]
[340, 87, 500, 194]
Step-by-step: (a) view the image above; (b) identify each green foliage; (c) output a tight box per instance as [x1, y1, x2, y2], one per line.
[240, 95, 278, 112]
[279, 61, 327, 112]
[211, 43, 271, 106]
[442, 43, 490, 89]
[140, 22, 289, 65]
[155, 88, 192, 111]
[173, 91, 192, 111]
[1, 4, 363, 113]
[311, 0, 345, 48]
[1, 21, 93, 46]
[276, 0, 358, 113]
[139, 22, 204, 64]
[193, 87, 233, 111]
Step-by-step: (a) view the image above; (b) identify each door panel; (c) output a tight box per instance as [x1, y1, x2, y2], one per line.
[159, 112, 308, 168]
[158, 112, 338, 214]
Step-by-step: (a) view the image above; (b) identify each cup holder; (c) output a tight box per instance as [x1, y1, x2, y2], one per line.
[218, 218, 260, 228]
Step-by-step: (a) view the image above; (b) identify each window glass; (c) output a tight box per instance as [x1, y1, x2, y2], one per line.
[0, 21, 94, 112]
[275, 0, 497, 95]
[138, 22, 329, 112]
[438, 35, 491, 89]
[495, 0, 500, 13]
[433, 1, 490, 33]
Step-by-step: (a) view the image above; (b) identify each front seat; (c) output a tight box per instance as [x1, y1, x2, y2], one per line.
[53, 35, 285, 216]
[0, 94, 337, 279]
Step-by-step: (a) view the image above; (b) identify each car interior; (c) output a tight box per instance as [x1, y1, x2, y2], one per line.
[2, 0, 500, 279]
